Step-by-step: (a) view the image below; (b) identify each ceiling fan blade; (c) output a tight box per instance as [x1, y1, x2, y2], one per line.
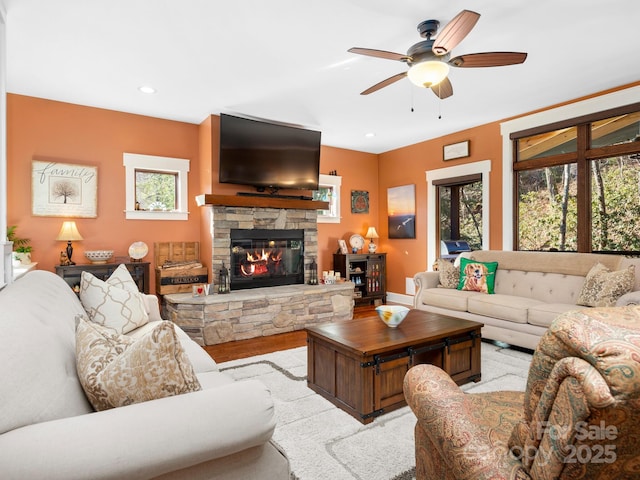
[449, 52, 528, 68]
[360, 72, 407, 95]
[348, 47, 410, 62]
[431, 77, 453, 99]
[432, 10, 480, 56]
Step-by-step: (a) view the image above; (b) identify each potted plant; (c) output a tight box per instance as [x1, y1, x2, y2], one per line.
[7, 225, 32, 265]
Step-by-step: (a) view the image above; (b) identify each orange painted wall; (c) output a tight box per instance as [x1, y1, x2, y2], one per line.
[8, 81, 638, 300]
[315, 146, 379, 274]
[196, 114, 214, 281]
[378, 121, 503, 295]
[7, 94, 201, 293]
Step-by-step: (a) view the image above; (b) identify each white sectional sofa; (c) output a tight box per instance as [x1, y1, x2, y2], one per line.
[0, 270, 289, 479]
[413, 250, 640, 350]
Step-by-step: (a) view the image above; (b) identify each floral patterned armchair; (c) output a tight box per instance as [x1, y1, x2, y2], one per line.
[403, 306, 640, 480]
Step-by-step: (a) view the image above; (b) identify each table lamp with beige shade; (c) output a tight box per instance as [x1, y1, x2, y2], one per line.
[365, 227, 379, 253]
[56, 221, 83, 265]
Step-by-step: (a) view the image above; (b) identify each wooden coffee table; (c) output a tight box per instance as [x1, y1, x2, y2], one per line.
[305, 309, 482, 424]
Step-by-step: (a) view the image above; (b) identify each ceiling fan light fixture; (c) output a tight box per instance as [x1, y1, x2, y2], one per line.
[407, 61, 449, 88]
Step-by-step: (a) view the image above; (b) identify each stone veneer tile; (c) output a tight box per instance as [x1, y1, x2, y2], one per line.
[164, 204, 353, 345]
[164, 283, 355, 345]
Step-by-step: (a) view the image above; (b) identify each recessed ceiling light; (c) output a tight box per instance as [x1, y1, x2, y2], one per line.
[365, 132, 376, 138]
[138, 85, 156, 94]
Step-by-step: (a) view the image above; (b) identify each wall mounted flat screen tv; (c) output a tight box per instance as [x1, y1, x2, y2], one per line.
[219, 113, 321, 192]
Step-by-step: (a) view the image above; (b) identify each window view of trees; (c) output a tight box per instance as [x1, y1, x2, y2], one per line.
[591, 156, 640, 251]
[514, 107, 640, 253]
[518, 165, 577, 251]
[438, 180, 483, 251]
[134, 170, 177, 211]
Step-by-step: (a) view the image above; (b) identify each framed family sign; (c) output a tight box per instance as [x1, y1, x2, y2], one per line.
[32, 160, 98, 217]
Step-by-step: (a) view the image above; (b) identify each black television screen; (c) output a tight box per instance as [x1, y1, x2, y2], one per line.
[219, 114, 321, 192]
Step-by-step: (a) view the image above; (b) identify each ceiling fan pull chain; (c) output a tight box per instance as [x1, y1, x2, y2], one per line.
[410, 84, 415, 112]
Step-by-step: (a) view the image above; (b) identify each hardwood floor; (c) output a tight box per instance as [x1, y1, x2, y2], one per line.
[203, 304, 378, 362]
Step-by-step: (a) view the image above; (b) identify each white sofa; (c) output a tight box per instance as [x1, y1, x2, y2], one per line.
[414, 250, 640, 350]
[0, 270, 289, 480]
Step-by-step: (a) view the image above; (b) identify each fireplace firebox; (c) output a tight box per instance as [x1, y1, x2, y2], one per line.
[230, 229, 304, 290]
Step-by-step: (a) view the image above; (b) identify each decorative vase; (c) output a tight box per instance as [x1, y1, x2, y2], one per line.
[368, 242, 377, 253]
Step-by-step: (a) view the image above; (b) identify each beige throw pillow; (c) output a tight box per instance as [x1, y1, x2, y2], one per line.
[577, 263, 635, 307]
[437, 259, 460, 289]
[76, 316, 201, 411]
[104, 263, 141, 294]
[80, 264, 148, 334]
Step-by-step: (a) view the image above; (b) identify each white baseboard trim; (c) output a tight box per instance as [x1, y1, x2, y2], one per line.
[386, 291, 413, 306]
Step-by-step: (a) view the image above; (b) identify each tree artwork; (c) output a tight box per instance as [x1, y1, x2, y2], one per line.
[52, 179, 79, 204]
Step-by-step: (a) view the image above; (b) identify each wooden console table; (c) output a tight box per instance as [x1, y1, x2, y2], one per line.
[55, 262, 150, 293]
[306, 310, 482, 424]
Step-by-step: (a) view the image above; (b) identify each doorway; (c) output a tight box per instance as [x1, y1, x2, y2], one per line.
[426, 160, 491, 270]
[436, 175, 483, 251]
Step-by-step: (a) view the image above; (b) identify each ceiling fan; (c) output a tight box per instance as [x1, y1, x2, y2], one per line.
[348, 9, 527, 98]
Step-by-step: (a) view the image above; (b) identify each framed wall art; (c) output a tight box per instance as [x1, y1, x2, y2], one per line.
[443, 140, 470, 161]
[32, 160, 98, 217]
[351, 190, 369, 214]
[387, 184, 416, 239]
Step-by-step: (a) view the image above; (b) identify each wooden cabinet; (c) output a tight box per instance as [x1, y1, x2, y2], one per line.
[55, 262, 150, 293]
[333, 253, 386, 306]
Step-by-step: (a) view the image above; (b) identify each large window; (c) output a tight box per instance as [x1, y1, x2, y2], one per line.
[513, 105, 640, 253]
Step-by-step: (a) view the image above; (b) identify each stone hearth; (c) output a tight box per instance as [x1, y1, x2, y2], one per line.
[166, 195, 352, 346]
[164, 283, 354, 346]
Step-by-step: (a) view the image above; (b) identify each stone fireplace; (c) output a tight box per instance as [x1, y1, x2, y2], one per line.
[163, 195, 354, 346]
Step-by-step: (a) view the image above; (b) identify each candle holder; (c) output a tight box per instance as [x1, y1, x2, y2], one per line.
[218, 262, 230, 294]
[308, 258, 318, 285]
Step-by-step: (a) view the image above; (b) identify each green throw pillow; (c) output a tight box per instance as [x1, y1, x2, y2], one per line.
[457, 257, 498, 294]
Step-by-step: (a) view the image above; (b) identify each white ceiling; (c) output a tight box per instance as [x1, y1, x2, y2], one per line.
[3, 0, 640, 154]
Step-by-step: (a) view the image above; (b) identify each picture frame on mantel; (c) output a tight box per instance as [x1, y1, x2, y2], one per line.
[443, 140, 470, 161]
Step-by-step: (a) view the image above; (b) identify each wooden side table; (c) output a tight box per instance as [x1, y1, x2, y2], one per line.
[55, 262, 150, 293]
[13, 262, 37, 281]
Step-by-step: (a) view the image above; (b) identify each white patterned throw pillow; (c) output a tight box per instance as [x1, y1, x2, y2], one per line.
[80, 264, 148, 334]
[577, 263, 635, 307]
[75, 316, 201, 411]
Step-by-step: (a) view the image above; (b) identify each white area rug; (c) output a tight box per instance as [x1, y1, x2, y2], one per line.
[218, 341, 533, 480]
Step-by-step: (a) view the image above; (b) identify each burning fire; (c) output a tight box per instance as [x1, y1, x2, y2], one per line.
[240, 249, 283, 276]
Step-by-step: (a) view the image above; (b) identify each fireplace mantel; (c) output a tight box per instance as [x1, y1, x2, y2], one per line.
[195, 194, 328, 210]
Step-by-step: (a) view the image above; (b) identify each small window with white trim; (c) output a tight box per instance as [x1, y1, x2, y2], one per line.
[123, 153, 190, 220]
[313, 174, 342, 223]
